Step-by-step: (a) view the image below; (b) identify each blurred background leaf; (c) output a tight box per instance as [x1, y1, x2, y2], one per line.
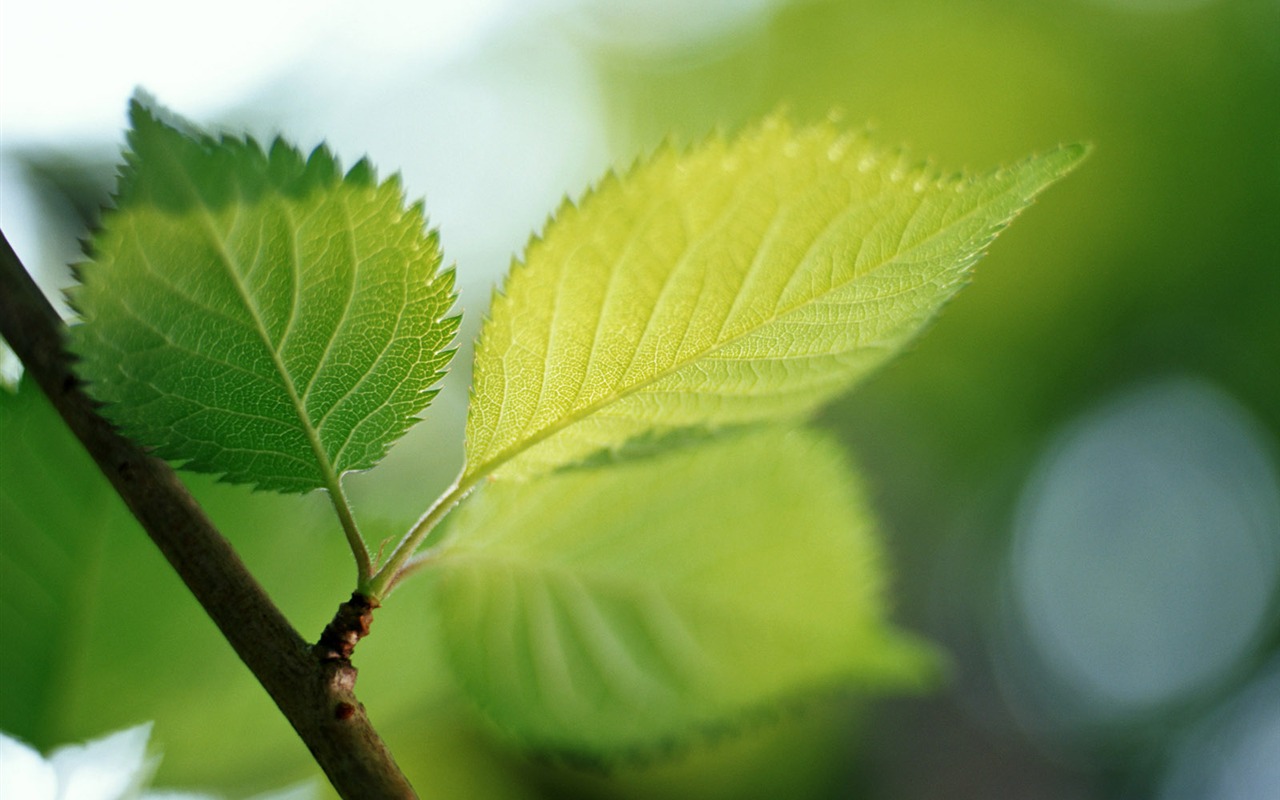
[2, 0, 1277, 798]
[432, 428, 937, 752]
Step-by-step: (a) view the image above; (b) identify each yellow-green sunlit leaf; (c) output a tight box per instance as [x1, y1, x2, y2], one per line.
[463, 116, 1086, 481]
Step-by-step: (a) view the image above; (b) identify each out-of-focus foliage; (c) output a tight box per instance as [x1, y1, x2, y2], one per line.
[435, 429, 936, 751]
[1, 379, 128, 746]
[0, 378, 336, 792]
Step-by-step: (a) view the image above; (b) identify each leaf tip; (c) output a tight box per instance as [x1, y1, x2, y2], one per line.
[346, 156, 377, 186]
[380, 170, 405, 195]
[303, 142, 342, 182]
[126, 89, 205, 148]
[1021, 140, 1093, 183]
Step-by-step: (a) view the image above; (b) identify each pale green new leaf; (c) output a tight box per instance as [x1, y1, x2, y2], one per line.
[464, 118, 1086, 480]
[430, 428, 936, 751]
[69, 99, 458, 493]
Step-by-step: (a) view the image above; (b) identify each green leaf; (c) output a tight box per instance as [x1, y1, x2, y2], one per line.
[430, 427, 936, 751]
[0, 378, 127, 746]
[69, 98, 458, 493]
[464, 117, 1086, 480]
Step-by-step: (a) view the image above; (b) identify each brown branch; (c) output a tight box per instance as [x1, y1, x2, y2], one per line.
[0, 230, 417, 800]
[316, 593, 381, 662]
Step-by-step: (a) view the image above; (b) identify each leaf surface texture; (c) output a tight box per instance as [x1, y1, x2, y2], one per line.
[70, 100, 458, 492]
[465, 119, 1085, 480]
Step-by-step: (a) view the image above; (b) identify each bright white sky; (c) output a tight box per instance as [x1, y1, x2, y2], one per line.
[0, 0, 513, 143]
[0, 0, 780, 144]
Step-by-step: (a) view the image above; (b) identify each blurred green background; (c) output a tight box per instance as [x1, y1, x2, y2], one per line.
[2, 0, 1277, 798]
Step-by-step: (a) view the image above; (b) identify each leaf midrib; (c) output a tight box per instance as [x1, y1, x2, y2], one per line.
[151, 138, 345, 492]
